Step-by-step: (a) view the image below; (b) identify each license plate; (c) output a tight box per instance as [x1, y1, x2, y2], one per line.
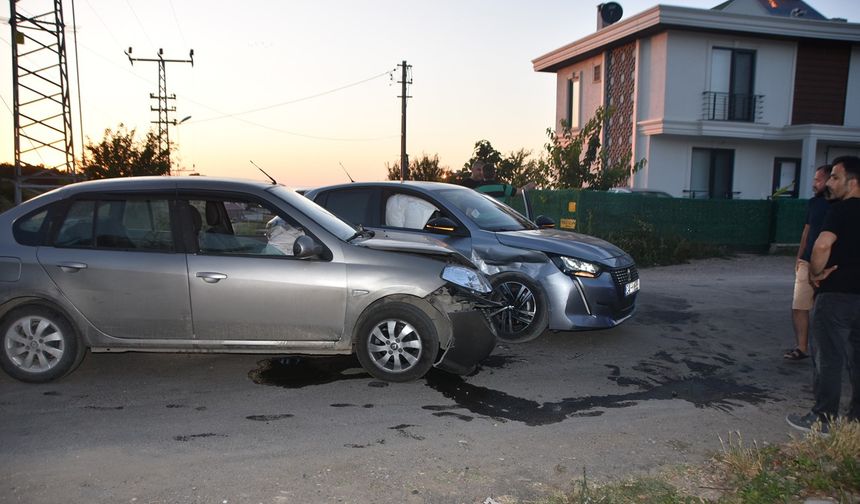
[624, 279, 640, 297]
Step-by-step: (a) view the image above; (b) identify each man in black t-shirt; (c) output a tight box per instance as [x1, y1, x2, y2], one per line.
[787, 155, 860, 433]
[459, 161, 485, 189]
[785, 164, 831, 361]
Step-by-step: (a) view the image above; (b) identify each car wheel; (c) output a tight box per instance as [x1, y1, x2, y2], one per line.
[0, 306, 84, 383]
[488, 273, 548, 343]
[355, 302, 439, 382]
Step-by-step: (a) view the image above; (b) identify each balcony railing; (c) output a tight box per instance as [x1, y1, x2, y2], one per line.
[702, 91, 763, 122]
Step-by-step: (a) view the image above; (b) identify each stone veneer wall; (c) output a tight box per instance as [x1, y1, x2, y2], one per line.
[605, 42, 636, 175]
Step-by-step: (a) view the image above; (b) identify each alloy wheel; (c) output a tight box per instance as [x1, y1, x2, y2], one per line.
[4, 315, 66, 373]
[365, 319, 423, 374]
[489, 280, 537, 334]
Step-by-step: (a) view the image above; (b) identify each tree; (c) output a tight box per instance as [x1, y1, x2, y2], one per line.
[81, 124, 170, 179]
[458, 140, 551, 189]
[498, 148, 551, 189]
[455, 140, 504, 182]
[386, 153, 452, 182]
[543, 106, 645, 190]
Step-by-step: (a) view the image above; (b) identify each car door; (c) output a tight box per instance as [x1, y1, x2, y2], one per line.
[180, 193, 347, 342]
[37, 196, 193, 339]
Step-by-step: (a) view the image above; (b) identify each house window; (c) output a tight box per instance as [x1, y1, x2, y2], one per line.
[772, 158, 801, 198]
[689, 148, 736, 199]
[593, 64, 601, 83]
[566, 75, 580, 129]
[707, 47, 757, 121]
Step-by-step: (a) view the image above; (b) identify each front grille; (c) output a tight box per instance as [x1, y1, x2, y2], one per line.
[610, 266, 639, 286]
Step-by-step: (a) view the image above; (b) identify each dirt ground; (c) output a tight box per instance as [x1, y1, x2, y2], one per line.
[0, 254, 823, 503]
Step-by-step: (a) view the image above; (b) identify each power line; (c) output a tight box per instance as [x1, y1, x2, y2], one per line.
[6, 13, 397, 144]
[167, 0, 188, 46]
[0, 93, 47, 167]
[191, 69, 396, 124]
[124, 0, 156, 50]
[197, 106, 398, 142]
[71, 42, 393, 141]
[81, 0, 123, 49]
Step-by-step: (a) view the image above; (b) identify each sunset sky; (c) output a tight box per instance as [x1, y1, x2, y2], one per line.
[2, 0, 858, 187]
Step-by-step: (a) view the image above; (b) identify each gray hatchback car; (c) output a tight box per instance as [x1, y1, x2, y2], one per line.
[307, 182, 639, 342]
[0, 177, 496, 383]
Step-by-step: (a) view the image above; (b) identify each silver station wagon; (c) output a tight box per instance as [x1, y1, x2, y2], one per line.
[0, 177, 496, 383]
[307, 182, 639, 342]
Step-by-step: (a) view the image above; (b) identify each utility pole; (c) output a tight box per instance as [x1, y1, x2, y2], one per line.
[397, 60, 412, 182]
[124, 47, 193, 175]
[9, 0, 77, 204]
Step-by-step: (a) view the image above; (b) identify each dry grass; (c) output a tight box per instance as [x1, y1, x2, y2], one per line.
[717, 431, 766, 480]
[530, 420, 860, 504]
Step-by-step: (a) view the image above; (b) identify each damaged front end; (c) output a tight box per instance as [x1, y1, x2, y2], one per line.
[426, 269, 498, 375]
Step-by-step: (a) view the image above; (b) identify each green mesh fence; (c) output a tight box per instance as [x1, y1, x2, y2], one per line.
[772, 198, 808, 244]
[499, 189, 807, 252]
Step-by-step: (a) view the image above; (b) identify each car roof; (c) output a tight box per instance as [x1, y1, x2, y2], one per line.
[49, 176, 280, 195]
[308, 181, 466, 195]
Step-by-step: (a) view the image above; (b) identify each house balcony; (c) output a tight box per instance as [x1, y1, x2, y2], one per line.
[702, 91, 764, 122]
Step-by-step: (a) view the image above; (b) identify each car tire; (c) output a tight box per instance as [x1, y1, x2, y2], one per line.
[0, 306, 85, 383]
[488, 273, 548, 343]
[355, 302, 439, 382]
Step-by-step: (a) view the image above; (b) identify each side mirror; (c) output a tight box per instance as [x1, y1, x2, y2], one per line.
[535, 215, 555, 229]
[424, 217, 458, 234]
[293, 235, 324, 258]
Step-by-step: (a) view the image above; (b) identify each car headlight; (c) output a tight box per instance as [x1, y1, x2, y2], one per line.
[442, 265, 492, 294]
[557, 256, 601, 278]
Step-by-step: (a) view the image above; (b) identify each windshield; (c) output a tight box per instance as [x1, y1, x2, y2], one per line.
[268, 186, 356, 241]
[436, 188, 536, 232]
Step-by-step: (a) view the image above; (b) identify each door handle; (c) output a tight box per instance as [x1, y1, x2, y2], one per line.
[57, 262, 88, 273]
[196, 272, 228, 284]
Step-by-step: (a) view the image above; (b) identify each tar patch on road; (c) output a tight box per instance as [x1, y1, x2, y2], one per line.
[631, 294, 699, 326]
[249, 356, 369, 388]
[389, 424, 426, 440]
[246, 414, 294, 422]
[345, 439, 385, 448]
[248, 351, 770, 427]
[422, 346, 772, 427]
[173, 433, 227, 442]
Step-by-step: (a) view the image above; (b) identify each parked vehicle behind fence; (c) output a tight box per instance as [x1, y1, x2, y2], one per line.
[306, 182, 639, 343]
[0, 177, 496, 383]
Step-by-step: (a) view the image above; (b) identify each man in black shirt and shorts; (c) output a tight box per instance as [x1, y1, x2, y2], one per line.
[787, 155, 860, 433]
[785, 164, 831, 360]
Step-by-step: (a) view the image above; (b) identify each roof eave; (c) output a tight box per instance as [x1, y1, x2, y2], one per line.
[533, 4, 860, 73]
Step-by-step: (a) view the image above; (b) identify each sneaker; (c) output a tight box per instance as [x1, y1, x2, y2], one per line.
[786, 412, 830, 435]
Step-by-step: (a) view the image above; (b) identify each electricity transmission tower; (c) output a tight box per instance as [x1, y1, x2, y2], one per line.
[124, 47, 193, 174]
[8, 0, 77, 204]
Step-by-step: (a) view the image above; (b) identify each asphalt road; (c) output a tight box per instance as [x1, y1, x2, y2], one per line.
[0, 254, 820, 504]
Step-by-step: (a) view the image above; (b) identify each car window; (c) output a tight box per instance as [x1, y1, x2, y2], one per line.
[12, 207, 50, 246]
[436, 188, 536, 232]
[186, 198, 305, 257]
[269, 186, 356, 242]
[121, 200, 174, 250]
[54, 199, 176, 251]
[383, 193, 440, 230]
[55, 201, 95, 248]
[320, 189, 379, 227]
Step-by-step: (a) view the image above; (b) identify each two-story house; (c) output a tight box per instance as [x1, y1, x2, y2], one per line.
[533, 0, 860, 199]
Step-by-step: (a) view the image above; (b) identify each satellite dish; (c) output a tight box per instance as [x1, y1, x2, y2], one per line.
[599, 2, 624, 25]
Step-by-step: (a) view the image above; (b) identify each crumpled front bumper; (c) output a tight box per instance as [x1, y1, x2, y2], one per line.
[434, 309, 496, 375]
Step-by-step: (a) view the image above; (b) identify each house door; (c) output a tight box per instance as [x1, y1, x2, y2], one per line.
[772, 158, 801, 198]
[691, 148, 735, 199]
